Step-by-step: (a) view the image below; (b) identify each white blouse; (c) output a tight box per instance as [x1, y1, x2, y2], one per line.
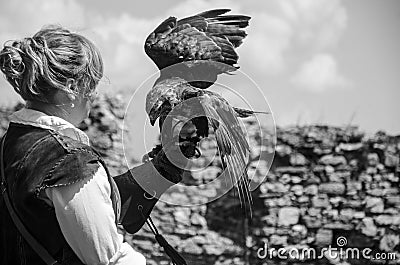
[9, 108, 146, 265]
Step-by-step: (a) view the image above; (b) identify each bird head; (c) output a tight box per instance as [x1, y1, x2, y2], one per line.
[146, 89, 164, 125]
[147, 100, 172, 126]
[146, 98, 163, 126]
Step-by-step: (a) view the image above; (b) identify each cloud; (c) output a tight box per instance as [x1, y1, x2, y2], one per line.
[0, 0, 86, 36]
[0, 0, 161, 91]
[235, 0, 348, 76]
[281, 0, 347, 49]
[0, 0, 349, 88]
[239, 13, 292, 75]
[88, 0, 242, 89]
[86, 14, 160, 88]
[0, 0, 88, 104]
[291, 53, 350, 92]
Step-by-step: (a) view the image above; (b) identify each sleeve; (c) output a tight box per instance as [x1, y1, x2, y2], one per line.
[45, 163, 146, 265]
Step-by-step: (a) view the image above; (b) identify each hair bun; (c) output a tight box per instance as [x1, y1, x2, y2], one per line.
[1, 26, 104, 102]
[0, 41, 26, 82]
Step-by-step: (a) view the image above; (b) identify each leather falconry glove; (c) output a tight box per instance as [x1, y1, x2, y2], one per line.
[144, 119, 201, 183]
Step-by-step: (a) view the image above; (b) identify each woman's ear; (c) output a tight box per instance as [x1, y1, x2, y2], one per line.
[66, 78, 77, 101]
[66, 78, 76, 91]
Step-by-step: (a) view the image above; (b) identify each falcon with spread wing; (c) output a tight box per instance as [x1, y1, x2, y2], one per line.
[144, 9, 258, 207]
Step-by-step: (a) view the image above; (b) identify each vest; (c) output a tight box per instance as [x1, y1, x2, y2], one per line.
[0, 123, 120, 265]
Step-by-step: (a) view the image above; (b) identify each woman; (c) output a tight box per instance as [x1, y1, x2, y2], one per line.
[0, 26, 195, 264]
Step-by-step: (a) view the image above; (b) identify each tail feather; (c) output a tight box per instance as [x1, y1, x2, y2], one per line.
[178, 17, 208, 30]
[234, 107, 270, 118]
[207, 24, 247, 36]
[207, 23, 248, 48]
[196, 8, 231, 18]
[209, 15, 251, 28]
[210, 36, 238, 60]
[225, 36, 246, 48]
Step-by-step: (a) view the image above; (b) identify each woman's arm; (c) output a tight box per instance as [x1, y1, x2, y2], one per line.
[114, 136, 197, 234]
[45, 163, 146, 265]
[113, 160, 179, 234]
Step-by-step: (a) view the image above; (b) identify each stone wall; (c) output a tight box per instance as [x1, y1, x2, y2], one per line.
[1, 95, 399, 265]
[242, 124, 400, 264]
[134, 121, 400, 265]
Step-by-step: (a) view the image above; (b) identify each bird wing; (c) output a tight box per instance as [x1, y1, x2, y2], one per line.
[199, 91, 251, 203]
[177, 9, 250, 48]
[144, 9, 250, 71]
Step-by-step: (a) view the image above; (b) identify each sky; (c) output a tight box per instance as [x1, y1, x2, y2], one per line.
[0, 0, 399, 158]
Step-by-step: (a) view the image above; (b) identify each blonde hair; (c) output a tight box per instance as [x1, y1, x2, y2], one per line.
[0, 25, 103, 103]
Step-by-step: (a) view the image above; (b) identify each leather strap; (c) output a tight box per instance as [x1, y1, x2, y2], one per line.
[1, 134, 59, 265]
[138, 205, 187, 265]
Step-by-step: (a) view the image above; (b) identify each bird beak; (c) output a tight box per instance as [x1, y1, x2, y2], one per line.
[149, 105, 163, 126]
[149, 110, 159, 126]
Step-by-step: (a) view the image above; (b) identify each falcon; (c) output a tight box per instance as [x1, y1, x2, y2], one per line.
[144, 9, 263, 207]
